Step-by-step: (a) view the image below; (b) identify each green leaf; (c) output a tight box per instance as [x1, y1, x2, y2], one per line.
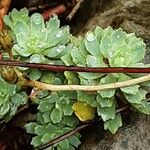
[31, 136, 42, 147]
[40, 72, 55, 84]
[69, 135, 81, 148]
[118, 74, 139, 95]
[50, 108, 63, 123]
[38, 101, 54, 112]
[102, 26, 114, 37]
[70, 47, 86, 65]
[99, 74, 117, 98]
[78, 72, 103, 80]
[110, 28, 126, 47]
[132, 100, 150, 114]
[127, 36, 146, 63]
[28, 69, 42, 80]
[0, 102, 10, 118]
[41, 133, 56, 143]
[11, 92, 27, 106]
[46, 45, 66, 58]
[86, 55, 107, 67]
[47, 92, 59, 103]
[121, 85, 139, 95]
[14, 21, 29, 47]
[85, 31, 101, 57]
[46, 15, 60, 31]
[35, 91, 49, 99]
[100, 36, 112, 58]
[96, 94, 114, 108]
[30, 13, 45, 39]
[104, 113, 122, 134]
[63, 105, 73, 116]
[42, 111, 51, 123]
[59, 139, 70, 150]
[25, 122, 38, 134]
[63, 116, 78, 127]
[64, 71, 80, 85]
[124, 89, 147, 104]
[94, 26, 103, 43]
[97, 101, 116, 121]
[34, 125, 47, 135]
[30, 54, 46, 63]
[61, 53, 75, 66]
[77, 91, 97, 107]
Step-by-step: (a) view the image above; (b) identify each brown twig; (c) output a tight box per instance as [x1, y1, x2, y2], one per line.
[0, 60, 150, 73]
[66, 0, 84, 21]
[42, 4, 67, 20]
[35, 106, 128, 150]
[28, 3, 59, 13]
[35, 123, 91, 150]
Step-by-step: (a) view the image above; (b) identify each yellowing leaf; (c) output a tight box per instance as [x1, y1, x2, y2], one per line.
[72, 101, 96, 122]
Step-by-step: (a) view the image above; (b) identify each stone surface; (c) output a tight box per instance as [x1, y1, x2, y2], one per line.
[79, 113, 150, 150]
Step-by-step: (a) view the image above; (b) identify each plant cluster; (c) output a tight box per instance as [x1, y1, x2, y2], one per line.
[0, 76, 27, 122]
[0, 8, 150, 149]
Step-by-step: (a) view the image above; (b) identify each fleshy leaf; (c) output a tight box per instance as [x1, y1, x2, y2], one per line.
[50, 108, 63, 123]
[124, 89, 147, 104]
[118, 74, 139, 95]
[25, 122, 38, 134]
[104, 113, 122, 134]
[97, 101, 116, 121]
[72, 101, 96, 122]
[41, 133, 56, 143]
[31, 136, 42, 147]
[85, 31, 101, 57]
[86, 55, 107, 67]
[78, 72, 103, 80]
[46, 15, 60, 31]
[69, 135, 81, 148]
[34, 125, 47, 136]
[132, 99, 150, 114]
[28, 69, 42, 80]
[64, 71, 80, 85]
[96, 94, 114, 108]
[99, 74, 117, 98]
[110, 28, 126, 47]
[94, 26, 103, 43]
[77, 91, 97, 107]
[70, 47, 86, 65]
[59, 139, 70, 150]
[100, 36, 112, 58]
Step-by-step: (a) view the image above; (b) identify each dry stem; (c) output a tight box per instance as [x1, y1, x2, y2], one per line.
[26, 74, 150, 91]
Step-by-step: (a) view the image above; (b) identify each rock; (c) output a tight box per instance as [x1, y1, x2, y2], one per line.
[79, 113, 150, 150]
[72, 0, 150, 39]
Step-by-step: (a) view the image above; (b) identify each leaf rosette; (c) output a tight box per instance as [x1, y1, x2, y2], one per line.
[0, 77, 27, 122]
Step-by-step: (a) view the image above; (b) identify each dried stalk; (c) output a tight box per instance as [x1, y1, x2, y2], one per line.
[66, 0, 84, 21]
[26, 74, 150, 91]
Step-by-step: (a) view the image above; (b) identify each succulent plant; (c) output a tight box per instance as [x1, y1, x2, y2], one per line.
[1, 8, 150, 150]
[0, 76, 27, 122]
